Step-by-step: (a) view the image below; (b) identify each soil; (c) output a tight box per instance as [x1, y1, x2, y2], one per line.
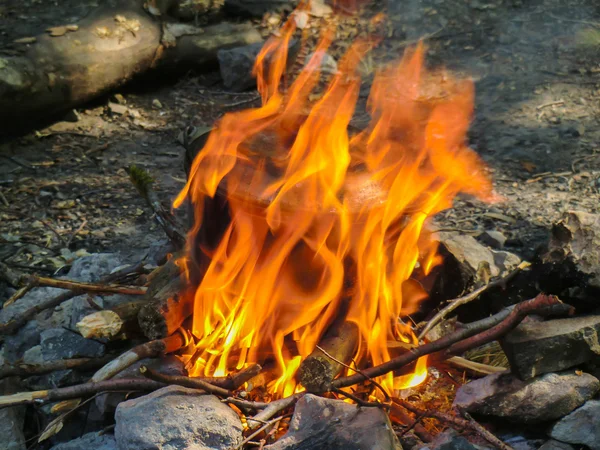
[1, 0, 600, 300]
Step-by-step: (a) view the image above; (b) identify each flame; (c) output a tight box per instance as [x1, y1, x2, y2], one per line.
[174, 11, 492, 398]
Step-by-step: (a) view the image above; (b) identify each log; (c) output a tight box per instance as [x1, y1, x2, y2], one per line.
[77, 300, 145, 340]
[138, 254, 192, 340]
[297, 321, 359, 393]
[0, 0, 261, 127]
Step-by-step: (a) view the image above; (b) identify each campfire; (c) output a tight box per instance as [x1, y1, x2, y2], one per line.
[2, 1, 600, 449]
[173, 10, 494, 399]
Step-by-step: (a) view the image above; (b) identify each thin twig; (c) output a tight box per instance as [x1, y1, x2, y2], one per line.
[140, 366, 232, 397]
[28, 275, 147, 296]
[394, 399, 514, 450]
[247, 393, 304, 429]
[40, 220, 67, 247]
[446, 356, 506, 376]
[237, 414, 290, 450]
[316, 344, 390, 402]
[332, 387, 386, 408]
[223, 397, 269, 411]
[418, 262, 530, 340]
[536, 99, 564, 110]
[0, 355, 114, 379]
[66, 220, 87, 247]
[331, 295, 568, 390]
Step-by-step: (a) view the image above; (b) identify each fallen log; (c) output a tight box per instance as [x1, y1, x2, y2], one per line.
[138, 254, 193, 340]
[297, 321, 359, 393]
[77, 300, 145, 340]
[0, 0, 261, 128]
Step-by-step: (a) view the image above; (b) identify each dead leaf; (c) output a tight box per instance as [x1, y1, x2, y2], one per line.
[13, 37, 36, 44]
[520, 161, 537, 173]
[39, 419, 64, 442]
[47, 26, 68, 37]
[95, 26, 111, 38]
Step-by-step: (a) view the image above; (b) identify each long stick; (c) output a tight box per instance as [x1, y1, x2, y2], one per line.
[29, 275, 147, 296]
[418, 262, 530, 340]
[247, 393, 304, 429]
[0, 379, 166, 408]
[140, 366, 232, 397]
[0, 355, 114, 380]
[331, 295, 567, 389]
[0, 263, 145, 336]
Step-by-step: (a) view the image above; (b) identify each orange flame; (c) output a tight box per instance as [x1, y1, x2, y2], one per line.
[174, 12, 492, 398]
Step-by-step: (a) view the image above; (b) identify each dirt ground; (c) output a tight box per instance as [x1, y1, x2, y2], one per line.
[1, 0, 600, 301]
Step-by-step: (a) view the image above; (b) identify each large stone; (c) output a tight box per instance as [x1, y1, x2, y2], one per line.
[538, 440, 575, 450]
[40, 327, 105, 360]
[453, 371, 599, 423]
[549, 400, 600, 450]
[49, 431, 117, 450]
[265, 394, 401, 450]
[501, 315, 600, 380]
[67, 253, 123, 282]
[425, 429, 479, 450]
[96, 356, 185, 415]
[115, 386, 243, 450]
[1, 320, 40, 363]
[217, 41, 264, 91]
[224, 0, 296, 17]
[433, 232, 521, 299]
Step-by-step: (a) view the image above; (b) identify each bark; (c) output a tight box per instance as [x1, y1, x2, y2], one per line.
[138, 255, 193, 340]
[77, 300, 145, 340]
[297, 321, 359, 393]
[0, 0, 261, 127]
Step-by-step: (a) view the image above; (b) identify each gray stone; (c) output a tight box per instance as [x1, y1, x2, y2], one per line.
[0, 380, 26, 450]
[0, 287, 68, 333]
[265, 394, 401, 450]
[96, 356, 185, 415]
[501, 315, 600, 380]
[40, 328, 105, 360]
[218, 39, 297, 91]
[427, 429, 479, 450]
[549, 400, 600, 450]
[68, 253, 123, 282]
[480, 230, 507, 249]
[224, 0, 296, 17]
[218, 41, 264, 91]
[538, 440, 575, 450]
[1, 320, 40, 363]
[115, 386, 243, 450]
[70, 295, 104, 329]
[49, 432, 117, 450]
[435, 232, 521, 297]
[453, 371, 599, 423]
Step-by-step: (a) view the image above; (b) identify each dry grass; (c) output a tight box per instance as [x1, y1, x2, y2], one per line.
[463, 341, 508, 369]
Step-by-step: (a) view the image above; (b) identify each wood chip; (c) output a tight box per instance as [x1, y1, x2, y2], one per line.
[13, 37, 36, 44]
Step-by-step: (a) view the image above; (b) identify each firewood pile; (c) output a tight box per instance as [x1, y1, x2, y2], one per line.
[1, 2, 600, 450]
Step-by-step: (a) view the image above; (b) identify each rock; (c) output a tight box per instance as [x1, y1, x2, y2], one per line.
[1, 320, 40, 363]
[224, 0, 296, 18]
[107, 102, 129, 116]
[70, 295, 104, 329]
[0, 287, 68, 334]
[549, 400, 600, 450]
[453, 370, 599, 423]
[538, 211, 600, 306]
[115, 386, 243, 450]
[480, 230, 507, 249]
[49, 431, 117, 450]
[426, 429, 479, 450]
[0, 379, 26, 450]
[501, 315, 600, 379]
[538, 440, 575, 450]
[218, 40, 297, 91]
[40, 328, 105, 360]
[96, 356, 185, 415]
[433, 232, 521, 298]
[68, 253, 123, 282]
[265, 394, 401, 450]
[305, 51, 338, 75]
[152, 99, 163, 109]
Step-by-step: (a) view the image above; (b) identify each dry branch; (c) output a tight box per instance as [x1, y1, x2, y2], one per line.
[77, 300, 145, 339]
[0, 355, 114, 380]
[138, 255, 193, 339]
[29, 275, 147, 296]
[91, 331, 188, 382]
[247, 393, 304, 429]
[0, 0, 261, 127]
[0, 263, 148, 336]
[140, 365, 232, 397]
[297, 321, 359, 393]
[0, 378, 166, 408]
[331, 295, 568, 390]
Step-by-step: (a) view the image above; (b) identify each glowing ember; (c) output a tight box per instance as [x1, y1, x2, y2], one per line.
[174, 9, 493, 398]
